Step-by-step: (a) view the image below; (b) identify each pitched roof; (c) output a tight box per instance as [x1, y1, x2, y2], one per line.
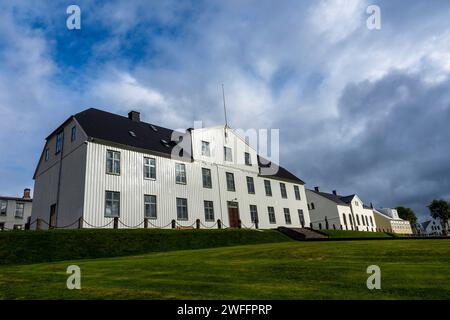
[421, 220, 432, 229]
[307, 189, 350, 205]
[74, 108, 190, 158]
[257, 156, 305, 184]
[68, 108, 304, 184]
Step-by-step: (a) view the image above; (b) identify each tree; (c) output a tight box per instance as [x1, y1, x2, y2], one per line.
[428, 199, 450, 236]
[396, 207, 418, 224]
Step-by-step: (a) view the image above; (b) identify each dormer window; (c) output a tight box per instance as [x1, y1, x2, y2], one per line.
[224, 147, 232, 162]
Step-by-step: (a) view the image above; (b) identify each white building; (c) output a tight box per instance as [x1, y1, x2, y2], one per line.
[372, 208, 413, 234]
[419, 218, 449, 236]
[0, 188, 33, 230]
[31, 108, 311, 230]
[305, 187, 377, 232]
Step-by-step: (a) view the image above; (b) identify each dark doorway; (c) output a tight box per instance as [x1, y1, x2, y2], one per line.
[49, 204, 57, 229]
[227, 202, 240, 228]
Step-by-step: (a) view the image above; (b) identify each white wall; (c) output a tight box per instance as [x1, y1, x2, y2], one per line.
[0, 198, 32, 230]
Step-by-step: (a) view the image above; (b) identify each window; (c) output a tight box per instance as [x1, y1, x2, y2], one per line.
[264, 180, 272, 196]
[370, 216, 374, 226]
[268, 206, 276, 224]
[204, 201, 214, 221]
[310, 202, 315, 210]
[298, 209, 305, 227]
[294, 185, 301, 200]
[365, 216, 369, 226]
[144, 157, 156, 179]
[246, 176, 255, 194]
[144, 195, 157, 219]
[343, 214, 348, 227]
[280, 183, 287, 199]
[106, 150, 121, 175]
[71, 126, 76, 142]
[105, 191, 120, 217]
[201, 141, 210, 156]
[349, 214, 353, 227]
[176, 198, 188, 220]
[356, 215, 360, 225]
[0, 200, 7, 215]
[55, 131, 63, 154]
[224, 146, 232, 162]
[44, 148, 49, 162]
[175, 163, 186, 184]
[362, 215, 366, 226]
[202, 168, 212, 188]
[284, 208, 292, 224]
[250, 205, 258, 223]
[15, 203, 24, 218]
[354, 201, 359, 206]
[226, 172, 235, 191]
[245, 152, 252, 166]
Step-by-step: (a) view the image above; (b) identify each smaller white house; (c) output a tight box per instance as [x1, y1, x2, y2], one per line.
[372, 208, 413, 234]
[305, 187, 377, 232]
[419, 218, 449, 236]
[0, 188, 33, 230]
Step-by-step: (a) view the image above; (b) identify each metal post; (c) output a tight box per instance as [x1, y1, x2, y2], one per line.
[196, 219, 200, 229]
[217, 219, 222, 229]
[78, 217, 83, 229]
[144, 218, 148, 229]
[113, 217, 118, 229]
[171, 219, 176, 229]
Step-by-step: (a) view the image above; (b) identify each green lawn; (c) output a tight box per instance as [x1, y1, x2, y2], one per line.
[1, 239, 449, 299]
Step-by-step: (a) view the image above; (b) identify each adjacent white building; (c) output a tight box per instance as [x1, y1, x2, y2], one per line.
[417, 218, 449, 236]
[0, 188, 33, 230]
[305, 187, 377, 232]
[372, 208, 413, 234]
[31, 108, 311, 230]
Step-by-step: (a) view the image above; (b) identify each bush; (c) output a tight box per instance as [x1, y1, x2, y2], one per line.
[0, 228, 292, 265]
[319, 230, 394, 239]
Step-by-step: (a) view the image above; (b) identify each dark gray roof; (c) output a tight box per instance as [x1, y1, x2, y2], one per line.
[0, 196, 32, 202]
[257, 156, 305, 184]
[308, 189, 351, 205]
[421, 221, 432, 229]
[65, 108, 305, 184]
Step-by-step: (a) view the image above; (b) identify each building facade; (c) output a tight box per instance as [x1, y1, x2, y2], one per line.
[31, 108, 311, 230]
[305, 187, 377, 232]
[372, 208, 413, 234]
[0, 188, 33, 230]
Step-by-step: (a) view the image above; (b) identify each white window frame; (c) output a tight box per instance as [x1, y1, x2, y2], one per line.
[15, 203, 24, 219]
[224, 146, 232, 162]
[201, 141, 210, 157]
[202, 168, 212, 188]
[176, 198, 188, 220]
[246, 176, 255, 194]
[44, 148, 49, 162]
[204, 200, 215, 222]
[144, 195, 157, 219]
[175, 163, 187, 184]
[0, 200, 7, 216]
[280, 183, 288, 199]
[268, 206, 276, 224]
[71, 126, 76, 142]
[55, 131, 63, 154]
[245, 152, 252, 166]
[264, 180, 272, 196]
[144, 157, 156, 179]
[226, 172, 235, 191]
[284, 208, 292, 225]
[105, 191, 120, 217]
[294, 185, 301, 200]
[106, 150, 121, 175]
[250, 205, 258, 223]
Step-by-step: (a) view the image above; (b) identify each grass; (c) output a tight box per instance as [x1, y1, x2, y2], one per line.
[0, 228, 291, 265]
[320, 229, 394, 238]
[1, 239, 449, 299]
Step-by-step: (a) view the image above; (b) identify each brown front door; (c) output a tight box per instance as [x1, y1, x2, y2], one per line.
[49, 204, 57, 229]
[227, 202, 240, 228]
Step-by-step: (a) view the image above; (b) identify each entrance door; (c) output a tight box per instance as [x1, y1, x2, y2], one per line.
[227, 202, 240, 228]
[49, 204, 57, 229]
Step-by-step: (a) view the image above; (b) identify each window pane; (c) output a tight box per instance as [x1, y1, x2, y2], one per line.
[176, 163, 186, 184]
[246, 176, 255, 194]
[226, 172, 235, 191]
[280, 183, 287, 198]
[250, 205, 258, 223]
[264, 180, 272, 196]
[202, 168, 212, 188]
[284, 208, 291, 224]
[144, 195, 157, 219]
[294, 186, 301, 200]
[177, 198, 188, 220]
[268, 206, 276, 224]
[201, 141, 210, 156]
[204, 201, 214, 221]
[105, 191, 120, 217]
[245, 152, 252, 165]
[224, 147, 232, 162]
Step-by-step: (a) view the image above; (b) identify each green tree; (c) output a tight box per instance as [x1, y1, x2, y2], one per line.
[396, 207, 417, 224]
[427, 199, 450, 236]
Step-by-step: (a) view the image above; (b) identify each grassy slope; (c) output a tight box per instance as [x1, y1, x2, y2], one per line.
[0, 229, 291, 265]
[1, 240, 449, 300]
[320, 230, 393, 238]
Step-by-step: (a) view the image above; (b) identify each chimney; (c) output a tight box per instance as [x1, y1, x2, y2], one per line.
[370, 202, 374, 209]
[23, 188, 31, 199]
[314, 186, 320, 192]
[128, 111, 140, 122]
[332, 190, 337, 195]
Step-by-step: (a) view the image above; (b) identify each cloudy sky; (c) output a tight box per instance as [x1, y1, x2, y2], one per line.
[0, 0, 449, 219]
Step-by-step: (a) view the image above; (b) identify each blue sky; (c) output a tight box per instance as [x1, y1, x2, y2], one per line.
[0, 0, 449, 219]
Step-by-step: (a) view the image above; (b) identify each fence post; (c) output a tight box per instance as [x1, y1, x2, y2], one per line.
[144, 218, 148, 229]
[217, 219, 222, 229]
[113, 217, 118, 229]
[171, 219, 176, 229]
[238, 219, 242, 229]
[255, 219, 259, 229]
[196, 219, 200, 229]
[78, 217, 83, 229]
